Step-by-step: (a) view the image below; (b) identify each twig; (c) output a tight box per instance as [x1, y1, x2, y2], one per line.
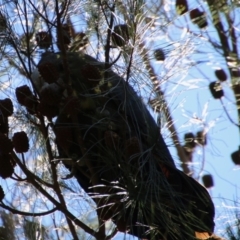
[28, 0, 56, 28]
[10, 151, 98, 237]
[140, 43, 191, 175]
[0, 203, 57, 217]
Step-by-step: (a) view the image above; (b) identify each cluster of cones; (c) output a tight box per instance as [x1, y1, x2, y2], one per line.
[17, 59, 107, 121]
[176, 0, 208, 28]
[35, 19, 88, 52]
[0, 98, 29, 182]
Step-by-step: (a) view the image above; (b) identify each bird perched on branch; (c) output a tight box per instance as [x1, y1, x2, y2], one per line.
[34, 51, 217, 240]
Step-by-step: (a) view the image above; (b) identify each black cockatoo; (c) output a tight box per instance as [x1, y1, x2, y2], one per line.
[34, 52, 216, 240]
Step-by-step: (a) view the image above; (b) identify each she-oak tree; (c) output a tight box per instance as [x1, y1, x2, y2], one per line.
[0, 0, 238, 239]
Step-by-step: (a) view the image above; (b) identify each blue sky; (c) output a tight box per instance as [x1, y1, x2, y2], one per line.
[0, 0, 239, 239]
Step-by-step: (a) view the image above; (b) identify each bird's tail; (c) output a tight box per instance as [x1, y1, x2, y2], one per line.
[195, 232, 225, 240]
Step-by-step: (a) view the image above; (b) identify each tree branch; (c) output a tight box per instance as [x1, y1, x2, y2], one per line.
[0, 203, 57, 217]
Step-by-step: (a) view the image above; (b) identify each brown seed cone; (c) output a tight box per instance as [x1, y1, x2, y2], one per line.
[184, 132, 196, 149]
[202, 174, 214, 188]
[209, 81, 224, 99]
[0, 153, 14, 179]
[0, 185, 4, 201]
[12, 131, 29, 153]
[15, 85, 33, 105]
[0, 116, 9, 134]
[38, 62, 60, 84]
[125, 137, 141, 158]
[104, 130, 120, 149]
[176, 0, 188, 15]
[233, 83, 240, 95]
[36, 31, 52, 49]
[231, 148, 240, 165]
[190, 9, 207, 29]
[196, 130, 207, 146]
[0, 12, 7, 32]
[190, 8, 203, 20]
[0, 133, 13, 153]
[154, 49, 165, 61]
[38, 102, 58, 119]
[0, 98, 13, 117]
[40, 84, 62, 106]
[81, 64, 102, 86]
[215, 69, 227, 82]
[231, 68, 240, 77]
